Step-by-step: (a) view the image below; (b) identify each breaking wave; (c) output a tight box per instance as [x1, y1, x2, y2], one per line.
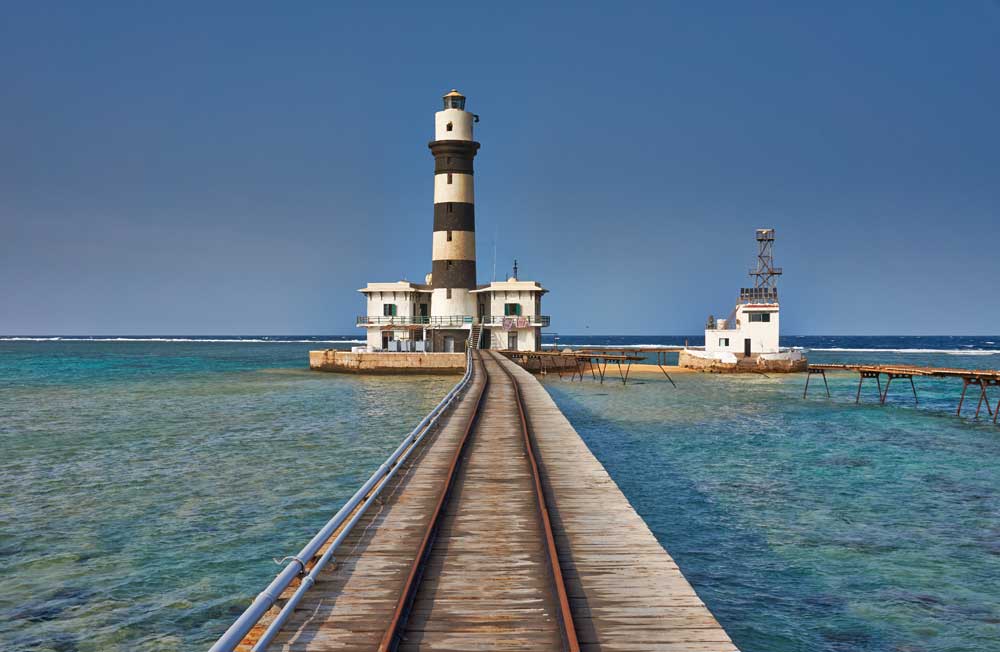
[808, 347, 1000, 356]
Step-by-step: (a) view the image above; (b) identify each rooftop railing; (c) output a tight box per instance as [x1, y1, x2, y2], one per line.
[482, 315, 551, 327]
[738, 287, 779, 304]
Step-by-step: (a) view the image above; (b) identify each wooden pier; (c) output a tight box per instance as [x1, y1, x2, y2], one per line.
[215, 351, 737, 651]
[805, 363, 1000, 422]
[500, 347, 684, 386]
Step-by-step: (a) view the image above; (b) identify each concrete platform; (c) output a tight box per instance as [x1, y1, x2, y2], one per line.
[678, 349, 807, 374]
[309, 350, 465, 373]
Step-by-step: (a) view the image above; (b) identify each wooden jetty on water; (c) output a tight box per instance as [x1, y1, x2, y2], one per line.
[500, 346, 685, 386]
[805, 363, 1000, 422]
[210, 350, 737, 652]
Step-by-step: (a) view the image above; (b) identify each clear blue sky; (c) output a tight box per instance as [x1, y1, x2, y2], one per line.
[2, 2, 997, 335]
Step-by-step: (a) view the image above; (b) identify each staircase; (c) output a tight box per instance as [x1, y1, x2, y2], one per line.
[468, 324, 483, 350]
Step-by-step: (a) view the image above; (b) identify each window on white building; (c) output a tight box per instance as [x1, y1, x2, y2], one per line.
[748, 312, 772, 322]
[719, 338, 730, 347]
[383, 304, 397, 317]
[447, 172, 453, 184]
[504, 303, 522, 316]
[446, 230, 452, 241]
[446, 288, 452, 299]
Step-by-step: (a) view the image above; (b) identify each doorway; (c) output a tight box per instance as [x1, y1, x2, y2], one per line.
[382, 332, 391, 351]
[508, 332, 518, 351]
[744, 338, 752, 357]
[444, 336, 455, 353]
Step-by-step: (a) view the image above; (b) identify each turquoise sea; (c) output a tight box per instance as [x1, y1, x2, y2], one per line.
[2, 336, 999, 651]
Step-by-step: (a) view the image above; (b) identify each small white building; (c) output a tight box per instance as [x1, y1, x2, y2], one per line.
[703, 288, 782, 360]
[472, 275, 549, 352]
[683, 229, 804, 371]
[355, 90, 549, 354]
[357, 281, 434, 352]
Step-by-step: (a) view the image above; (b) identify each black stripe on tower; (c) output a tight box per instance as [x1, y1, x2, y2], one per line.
[429, 140, 480, 175]
[433, 203, 475, 232]
[432, 260, 476, 290]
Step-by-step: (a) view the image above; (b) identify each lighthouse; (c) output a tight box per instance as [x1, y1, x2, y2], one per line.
[349, 90, 550, 359]
[429, 90, 480, 322]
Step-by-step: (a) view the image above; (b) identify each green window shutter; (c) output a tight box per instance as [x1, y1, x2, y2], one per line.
[504, 303, 522, 316]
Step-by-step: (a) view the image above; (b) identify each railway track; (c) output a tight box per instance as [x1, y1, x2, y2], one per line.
[380, 350, 579, 651]
[212, 348, 737, 652]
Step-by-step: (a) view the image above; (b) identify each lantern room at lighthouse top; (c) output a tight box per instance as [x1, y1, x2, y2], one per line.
[435, 90, 476, 141]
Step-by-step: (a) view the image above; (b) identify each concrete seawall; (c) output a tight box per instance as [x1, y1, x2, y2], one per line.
[309, 350, 465, 374]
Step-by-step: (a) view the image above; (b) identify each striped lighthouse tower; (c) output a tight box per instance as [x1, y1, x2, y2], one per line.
[429, 90, 480, 324]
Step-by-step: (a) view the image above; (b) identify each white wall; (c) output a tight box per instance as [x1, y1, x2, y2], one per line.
[430, 287, 475, 318]
[366, 328, 381, 350]
[487, 326, 539, 351]
[704, 306, 780, 355]
[434, 108, 474, 141]
[365, 291, 426, 318]
[486, 289, 541, 319]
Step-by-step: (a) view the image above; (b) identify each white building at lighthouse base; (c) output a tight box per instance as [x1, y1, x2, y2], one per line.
[355, 276, 548, 354]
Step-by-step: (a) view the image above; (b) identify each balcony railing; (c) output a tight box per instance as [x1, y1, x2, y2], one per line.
[357, 315, 473, 327]
[357, 315, 550, 328]
[482, 315, 551, 327]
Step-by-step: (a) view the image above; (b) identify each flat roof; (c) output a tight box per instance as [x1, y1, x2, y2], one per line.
[359, 281, 432, 293]
[471, 280, 548, 294]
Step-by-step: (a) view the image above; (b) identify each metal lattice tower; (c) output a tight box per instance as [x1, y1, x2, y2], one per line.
[749, 228, 782, 290]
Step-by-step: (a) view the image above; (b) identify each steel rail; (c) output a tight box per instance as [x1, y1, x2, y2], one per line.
[377, 351, 489, 652]
[490, 351, 581, 652]
[209, 349, 476, 652]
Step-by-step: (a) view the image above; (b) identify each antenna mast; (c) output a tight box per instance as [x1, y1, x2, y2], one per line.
[750, 228, 781, 289]
[740, 228, 782, 303]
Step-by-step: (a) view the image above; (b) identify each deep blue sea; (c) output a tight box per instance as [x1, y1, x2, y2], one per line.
[2, 335, 998, 651]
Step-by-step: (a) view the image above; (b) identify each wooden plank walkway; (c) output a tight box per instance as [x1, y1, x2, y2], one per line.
[399, 352, 564, 651]
[229, 351, 738, 651]
[497, 355, 738, 652]
[242, 356, 488, 651]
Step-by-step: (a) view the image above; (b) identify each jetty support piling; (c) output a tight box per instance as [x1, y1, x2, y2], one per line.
[497, 350, 647, 386]
[880, 372, 917, 406]
[958, 377, 995, 418]
[856, 370, 883, 404]
[803, 368, 830, 399]
[807, 364, 1000, 425]
[655, 350, 678, 387]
